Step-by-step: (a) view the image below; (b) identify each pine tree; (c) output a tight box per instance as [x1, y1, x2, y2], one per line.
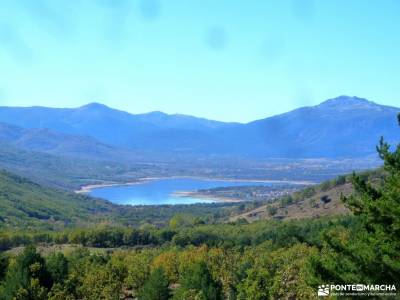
[46, 253, 69, 284]
[174, 261, 222, 300]
[0, 245, 51, 300]
[336, 113, 400, 284]
[138, 267, 170, 300]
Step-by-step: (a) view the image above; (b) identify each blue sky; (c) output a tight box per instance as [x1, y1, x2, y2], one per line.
[0, 0, 399, 122]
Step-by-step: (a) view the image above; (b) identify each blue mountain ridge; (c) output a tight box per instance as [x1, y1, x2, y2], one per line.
[0, 95, 398, 159]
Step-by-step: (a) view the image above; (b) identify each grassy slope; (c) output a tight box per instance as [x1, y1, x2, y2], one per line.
[230, 169, 384, 222]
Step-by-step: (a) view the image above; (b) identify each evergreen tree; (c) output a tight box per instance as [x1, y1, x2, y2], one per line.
[0, 253, 7, 282]
[317, 114, 400, 285]
[138, 267, 170, 300]
[46, 253, 68, 284]
[0, 245, 51, 300]
[345, 115, 400, 283]
[174, 261, 222, 300]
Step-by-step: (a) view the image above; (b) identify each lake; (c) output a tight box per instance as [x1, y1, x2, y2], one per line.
[88, 177, 281, 205]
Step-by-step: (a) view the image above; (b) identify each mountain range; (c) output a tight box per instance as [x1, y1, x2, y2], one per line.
[0, 95, 398, 159]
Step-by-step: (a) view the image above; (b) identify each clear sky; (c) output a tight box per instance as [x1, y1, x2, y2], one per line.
[0, 0, 399, 122]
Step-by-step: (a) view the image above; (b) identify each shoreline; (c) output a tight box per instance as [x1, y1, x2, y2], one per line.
[171, 191, 242, 203]
[75, 180, 143, 194]
[75, 176, 314, 194]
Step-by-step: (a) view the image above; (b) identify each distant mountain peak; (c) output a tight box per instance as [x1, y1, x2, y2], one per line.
[144, 111, 168, 117]
[79, 102, 111, 111]
[317, 95, 379, 110]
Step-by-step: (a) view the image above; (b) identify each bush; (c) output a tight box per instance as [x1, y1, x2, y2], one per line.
[320, 195, 331, 204]
[266, 206, 278, 216]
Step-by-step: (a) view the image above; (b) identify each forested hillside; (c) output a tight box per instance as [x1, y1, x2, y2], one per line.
[0, 169, 249, 232]
[0, 169, 122, 230]
[0, 143, 139, 190]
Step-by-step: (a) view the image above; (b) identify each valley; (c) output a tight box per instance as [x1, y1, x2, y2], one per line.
[0, 97, 398, 299]
[0, 96, 395, 229]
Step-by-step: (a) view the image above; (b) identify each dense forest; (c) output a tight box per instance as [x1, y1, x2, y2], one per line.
[0, 118, 399, 299]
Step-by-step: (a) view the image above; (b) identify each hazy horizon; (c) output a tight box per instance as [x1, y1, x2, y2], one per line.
[0, 94, 397, 123]
[0, 1, 399, 122]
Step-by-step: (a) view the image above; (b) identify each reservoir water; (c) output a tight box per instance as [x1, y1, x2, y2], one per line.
[88, 177, 279, 205]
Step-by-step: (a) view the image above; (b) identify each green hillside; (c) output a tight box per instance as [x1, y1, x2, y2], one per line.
[230, 169, 384, 222]
[0, 169, 245, 231]
[0, 143, 144, 190]
[0, 169, 121, 230]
